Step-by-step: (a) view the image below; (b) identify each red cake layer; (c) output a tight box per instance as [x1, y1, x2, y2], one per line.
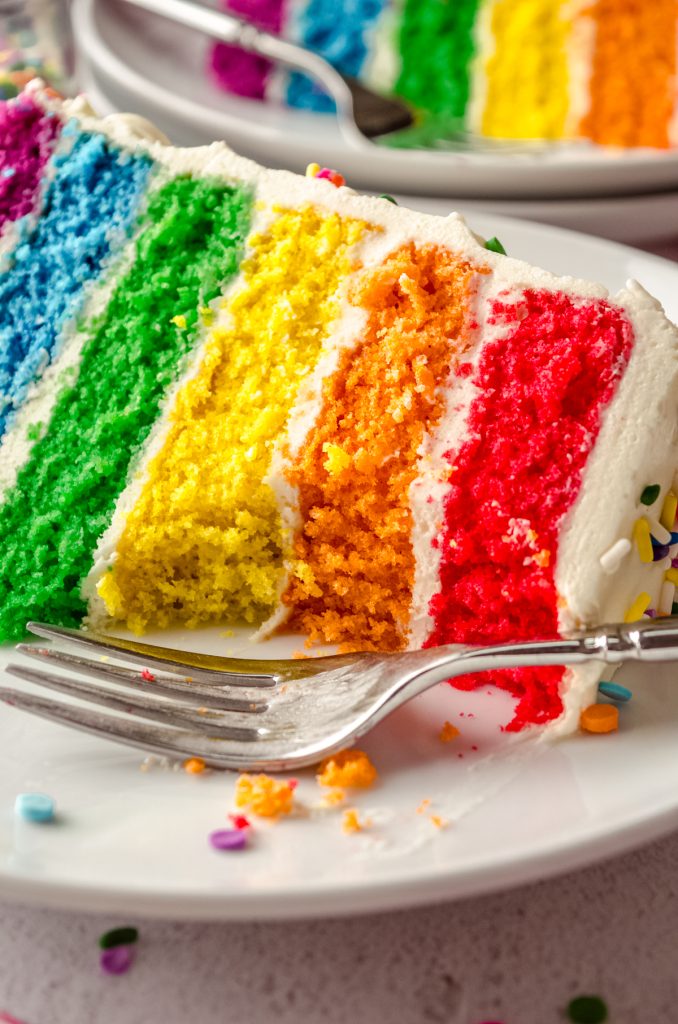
[426, 288, 634, 730]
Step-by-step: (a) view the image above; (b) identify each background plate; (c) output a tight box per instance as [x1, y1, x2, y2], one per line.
[3, 212, 678, 922]
[73, 0, 678, 200]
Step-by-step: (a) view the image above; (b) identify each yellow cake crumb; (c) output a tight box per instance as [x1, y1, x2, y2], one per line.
[320, 787, 346, 808]
[235, 773, 295, 818]
[342, 808, 371, 833]
[439, 721, 460, 743]
[317, 749, 377, 789]
[322, 442, 351, 474]
[170, 314, 187, 329]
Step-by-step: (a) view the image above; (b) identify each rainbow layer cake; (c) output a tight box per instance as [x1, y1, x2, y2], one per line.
[211, 0, 678, 148]
[1, 84, 678, 737]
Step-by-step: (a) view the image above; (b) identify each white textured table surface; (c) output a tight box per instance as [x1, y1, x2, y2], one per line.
[3, 237, 678, 1024]
[2, 829, 678, 1024]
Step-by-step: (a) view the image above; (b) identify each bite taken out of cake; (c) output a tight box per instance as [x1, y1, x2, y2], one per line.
[1, 84, 678, 738]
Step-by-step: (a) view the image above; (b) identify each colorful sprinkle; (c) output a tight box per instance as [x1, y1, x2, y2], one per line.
[378, 193, 398, 203]
[228, 813, 251, 829]
[315, 166, 345, 187]
[99, 926, 139, 949]
[580, 703, 619, 734]
[599, 537, 631, 574]
[661, 490, 678, 531]
[140, 668, 155, 682]
[652, 543, 670, 561]
[234, 773, 295, 818]
[624, 591, 651, 622]
[640, 483, 661, 505]
[567, 995, 608, 1023]
[14, 792, 55, 823]
[598, 681, 632, 702]
[183, 756, 207, 774]
[305, 161, 320, 177]
[209, 828, 248, 851]
[439, 721, 461, 743]
[632, 517, 653, 563]
[484, 236, 507, 255]
[100, 945, 134, 975]
[316, 749, 378, 789]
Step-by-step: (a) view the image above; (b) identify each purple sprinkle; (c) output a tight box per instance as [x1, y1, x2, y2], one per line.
[653, 544, 670, 561]
[100, 945, 134, 975]
[645, 608, 657, 618]
[672, 558, 678, 569]
[209, 828, 248, 851]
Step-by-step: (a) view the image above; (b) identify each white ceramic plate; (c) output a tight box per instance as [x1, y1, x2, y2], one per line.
[3, 213, 678, 922]
[73, 0, 678, 200]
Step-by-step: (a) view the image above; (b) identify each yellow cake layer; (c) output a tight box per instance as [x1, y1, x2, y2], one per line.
[98, 203, 371, 632]
[481, 0, 569, 140]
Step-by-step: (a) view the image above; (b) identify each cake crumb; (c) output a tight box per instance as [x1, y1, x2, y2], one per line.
[429, 814, 449, 829]
[317, 749, 377, 789]
[416, 798, 432, 814]
[234, 773, 295, 818]
[342, 809, 371, 833]
[439, 721, 460, 743]
[319, 787, 346, 808]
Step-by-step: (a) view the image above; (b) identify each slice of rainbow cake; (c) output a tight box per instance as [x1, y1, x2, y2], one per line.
[2, 83, 678, 735]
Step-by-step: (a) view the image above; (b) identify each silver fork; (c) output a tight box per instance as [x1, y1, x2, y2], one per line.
[2, 619, 678, 770]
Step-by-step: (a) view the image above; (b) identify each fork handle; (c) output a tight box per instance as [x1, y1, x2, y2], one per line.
[116, 0, 359, 131]
[407, 618, 678, 697]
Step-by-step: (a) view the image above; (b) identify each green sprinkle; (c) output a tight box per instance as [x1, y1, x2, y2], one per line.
[99, 926, 139, 949]
[640, 483, 661, 506]
[567, 995, 608, 1024]
[378, 194, 398, 204]
[484, 236, 507, 255]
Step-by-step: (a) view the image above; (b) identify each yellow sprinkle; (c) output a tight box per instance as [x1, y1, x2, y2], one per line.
[234, 773, 295, 818]
[661, 490, 678, 531]
[342, 808, 370, 834]
[439, 721, 460, 744]
[317, 749, 377, 789]
[322, 442, 351, 475]
[170, 314, 187, 329]
[633, 517, 653, 563]
[183, 756, 206, 775]
[665, 568, 678, 586]
[305, 162, 321, 178]
[624, 591, 652, 622]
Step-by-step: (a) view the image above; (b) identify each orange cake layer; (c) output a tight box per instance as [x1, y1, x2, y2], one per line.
[283, 244, 482, 651]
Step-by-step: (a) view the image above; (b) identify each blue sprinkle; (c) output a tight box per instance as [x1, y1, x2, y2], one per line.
[598, 681, 632, 703]
[15, 792, 56, 822]
[653, 544, 670, 561]
[670, 532, 678, 545]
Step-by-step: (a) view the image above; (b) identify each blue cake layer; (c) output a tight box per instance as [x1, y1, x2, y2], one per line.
[0, 127, 153, 438]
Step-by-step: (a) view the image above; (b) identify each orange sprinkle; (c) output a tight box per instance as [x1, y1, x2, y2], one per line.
[284, 244, 483, 650]
[234, 773, 295, 818]
[416, 798, 432, 814]
[429, 814, 449, 829]
[183, 756, 207, 774]
[580, 703, 619, 734]
[316, 749, 378, 789]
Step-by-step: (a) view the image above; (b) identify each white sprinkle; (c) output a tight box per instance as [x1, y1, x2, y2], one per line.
[648, 517, 672, 545]
[599, 538, 632, 574]
[660, 580, 676, 615]
[657, 557, 673, 572]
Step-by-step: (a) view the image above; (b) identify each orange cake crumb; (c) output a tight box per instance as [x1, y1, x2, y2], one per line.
[316, 748, 378, 789]
[234, 773, 295, 817]
[319, 787, 347, 808]
[581, 0, 676, 148]
[439, 721, 460, 743]
[342, 808, 371, 833]
[284, 244, 482, 650]
[429, 814, 449, 829]
[580, 703, 619, 735]
[416, 798, 432, 814]
[183, 756, 207, 774]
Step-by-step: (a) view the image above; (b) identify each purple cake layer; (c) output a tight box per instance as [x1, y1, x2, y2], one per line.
[0, 96, 60, 230]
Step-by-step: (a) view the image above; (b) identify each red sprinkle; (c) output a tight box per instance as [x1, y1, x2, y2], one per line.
[229, 814, 251, 830]
[140, 668, 155, 682]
